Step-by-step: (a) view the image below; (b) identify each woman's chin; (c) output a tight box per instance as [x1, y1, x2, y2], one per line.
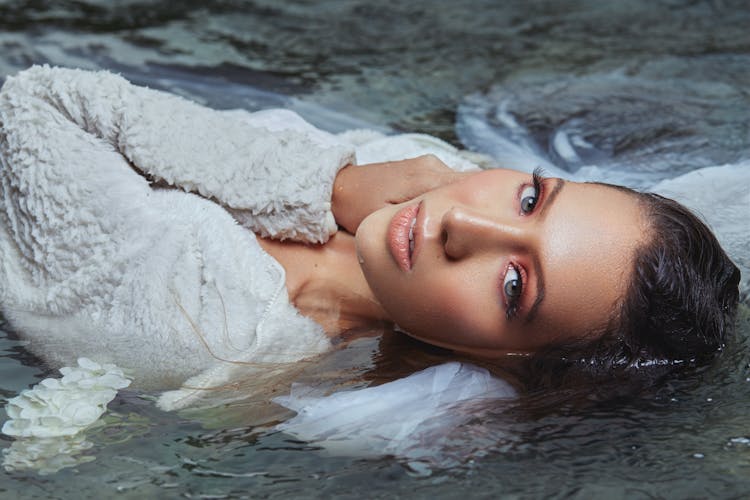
[354, 208, 389, 271]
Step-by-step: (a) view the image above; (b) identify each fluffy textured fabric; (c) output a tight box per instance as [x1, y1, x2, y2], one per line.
[0, 66, 355, 408]
[0, 66, 481, 410]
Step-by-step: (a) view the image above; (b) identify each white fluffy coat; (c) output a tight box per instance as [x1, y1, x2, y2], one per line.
[0, 66, 480, 409]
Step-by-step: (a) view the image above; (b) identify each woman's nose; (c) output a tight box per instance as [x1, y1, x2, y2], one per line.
[441, 206, 532, 260]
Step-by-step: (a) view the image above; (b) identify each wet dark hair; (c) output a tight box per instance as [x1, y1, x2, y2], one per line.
[525, 187, 741, 393]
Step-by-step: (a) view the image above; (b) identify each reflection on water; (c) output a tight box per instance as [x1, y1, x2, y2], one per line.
[457, 57, 750, 188]
[1, 0, 748, 138]
[1, 0, 750, 497]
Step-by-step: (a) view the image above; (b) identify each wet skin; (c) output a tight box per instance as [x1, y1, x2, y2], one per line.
[354, 168, 647, 355]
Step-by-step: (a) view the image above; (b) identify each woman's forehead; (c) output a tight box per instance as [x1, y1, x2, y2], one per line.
[530, 182, 644, 338]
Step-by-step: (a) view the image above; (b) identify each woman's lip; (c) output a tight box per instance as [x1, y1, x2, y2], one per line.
[387, 202, 421, 272]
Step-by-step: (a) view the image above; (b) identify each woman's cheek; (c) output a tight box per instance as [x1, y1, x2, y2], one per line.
[403, 283, 482, 342]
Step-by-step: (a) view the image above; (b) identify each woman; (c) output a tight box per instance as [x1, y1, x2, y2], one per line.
[0, 66, 741, 409]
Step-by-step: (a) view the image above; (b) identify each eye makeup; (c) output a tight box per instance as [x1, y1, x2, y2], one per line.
[503, 168, 547, 320]
[503, 262, 528, 320]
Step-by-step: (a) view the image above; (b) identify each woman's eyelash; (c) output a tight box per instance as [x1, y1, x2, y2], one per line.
[506, 168, 546, 320]
[531, 167, 546, 206]
[504, 264, 526, 321]
[519, 167, 546, 215]
[506, 297, 520, 320]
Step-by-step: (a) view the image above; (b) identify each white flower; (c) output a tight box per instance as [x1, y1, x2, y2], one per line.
[1, 358, 131, 438]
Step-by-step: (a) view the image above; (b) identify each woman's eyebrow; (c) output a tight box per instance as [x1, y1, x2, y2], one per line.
[526, 178, 565, 324]
[537, 177, 565, 220]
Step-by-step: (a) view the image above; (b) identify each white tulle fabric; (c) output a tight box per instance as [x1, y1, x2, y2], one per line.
[274, 362, 516, 467]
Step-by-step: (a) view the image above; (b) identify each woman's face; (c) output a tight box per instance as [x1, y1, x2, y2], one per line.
[355, 168, 646, 355]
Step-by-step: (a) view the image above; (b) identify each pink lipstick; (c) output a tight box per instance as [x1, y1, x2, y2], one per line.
[388, 202, 420, 271]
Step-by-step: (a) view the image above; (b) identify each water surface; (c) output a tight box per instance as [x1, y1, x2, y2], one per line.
[1, 0, 749, 497]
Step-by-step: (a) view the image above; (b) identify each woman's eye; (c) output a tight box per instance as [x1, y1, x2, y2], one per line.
[504, 266, 523, 299]
[520, 185, 538, 213]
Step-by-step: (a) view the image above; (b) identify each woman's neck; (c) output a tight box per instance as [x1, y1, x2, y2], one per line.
[258, 232, 391, 335]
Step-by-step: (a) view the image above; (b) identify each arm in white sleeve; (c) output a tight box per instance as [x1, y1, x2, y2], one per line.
[0, 66, 329, 390]
[4, 65, 355, 243]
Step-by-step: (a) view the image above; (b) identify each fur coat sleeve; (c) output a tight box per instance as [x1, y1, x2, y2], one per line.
[0, 65, 482, 411]
[2, 65, 355, 243]
[0, 66, 345, 407]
